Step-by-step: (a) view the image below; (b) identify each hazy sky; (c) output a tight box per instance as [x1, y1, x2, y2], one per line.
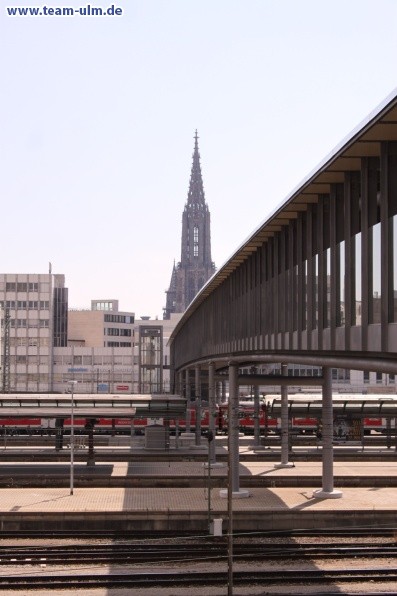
[1, 0, 397, 318]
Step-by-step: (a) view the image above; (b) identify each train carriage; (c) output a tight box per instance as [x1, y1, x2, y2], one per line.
[0, 392, 395, 437]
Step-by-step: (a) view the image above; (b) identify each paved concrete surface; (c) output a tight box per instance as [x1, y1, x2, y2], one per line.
[0, 485, 395, 513]
[0, 437, 395, 527]
[0, 455, 395, 512]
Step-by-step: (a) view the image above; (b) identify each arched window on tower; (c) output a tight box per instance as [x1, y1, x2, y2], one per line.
[193, 226, 199, 257]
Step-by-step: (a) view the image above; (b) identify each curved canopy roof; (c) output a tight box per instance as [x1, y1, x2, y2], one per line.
[268, 396, 397, 418]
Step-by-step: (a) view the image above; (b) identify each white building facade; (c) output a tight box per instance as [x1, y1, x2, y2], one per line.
[0, 273, 67, 392]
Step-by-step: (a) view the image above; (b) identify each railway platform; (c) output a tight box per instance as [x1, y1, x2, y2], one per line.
[0, 451, 395, 534]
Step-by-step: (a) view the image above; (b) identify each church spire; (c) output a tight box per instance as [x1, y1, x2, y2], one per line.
[163, 131, 215, 320]
[187, 130, 206, 207]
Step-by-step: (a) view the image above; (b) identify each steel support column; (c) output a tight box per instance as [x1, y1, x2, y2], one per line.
[313, 367, 342, 499]
[230, 362, 239, 492]
[220, 362, 249, 499]
[195, 365, 201, 446]
[274, 363, 294, 469]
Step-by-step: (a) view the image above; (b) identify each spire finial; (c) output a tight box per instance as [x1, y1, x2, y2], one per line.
[187, 130, 204, 206]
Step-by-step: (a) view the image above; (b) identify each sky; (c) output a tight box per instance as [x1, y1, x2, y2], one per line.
[1, 0, 397, 319]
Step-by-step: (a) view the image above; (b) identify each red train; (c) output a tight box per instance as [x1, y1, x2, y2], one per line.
[0, 393, 395, 436]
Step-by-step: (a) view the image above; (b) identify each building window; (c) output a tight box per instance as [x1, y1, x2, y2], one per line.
[106, 328, 120, 336]
[28, 283, 38, 292]
[5, 283, 16, 292]
[40, 301, 49, 310]
[17, 283, 27, 292]
[93, 301, 113, 311]
[120, 329, 131, 337]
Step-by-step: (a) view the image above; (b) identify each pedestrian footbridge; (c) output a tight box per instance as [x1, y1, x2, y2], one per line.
[169, 89, 397, 499]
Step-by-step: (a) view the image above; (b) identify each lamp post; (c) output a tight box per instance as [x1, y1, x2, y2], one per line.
[68, 380, 77, 496]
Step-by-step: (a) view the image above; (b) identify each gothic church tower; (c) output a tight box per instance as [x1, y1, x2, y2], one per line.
[164, 132, 215, 319]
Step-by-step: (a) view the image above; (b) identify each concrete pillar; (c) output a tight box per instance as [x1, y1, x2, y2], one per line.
[274, 363, 294, 468]
[313, 367, 342, 499]
[195, 365, 201, 446]
[220, 362, 249, 499]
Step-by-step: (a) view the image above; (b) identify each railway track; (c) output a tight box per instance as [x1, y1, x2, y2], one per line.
[0, 568, 397, 590]
[1, 536, 396, 592]
[0, 526, 395, 538]
[1, 541, 397, 565]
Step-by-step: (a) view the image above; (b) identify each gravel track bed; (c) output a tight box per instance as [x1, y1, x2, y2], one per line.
[0, 535, 395, 596]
